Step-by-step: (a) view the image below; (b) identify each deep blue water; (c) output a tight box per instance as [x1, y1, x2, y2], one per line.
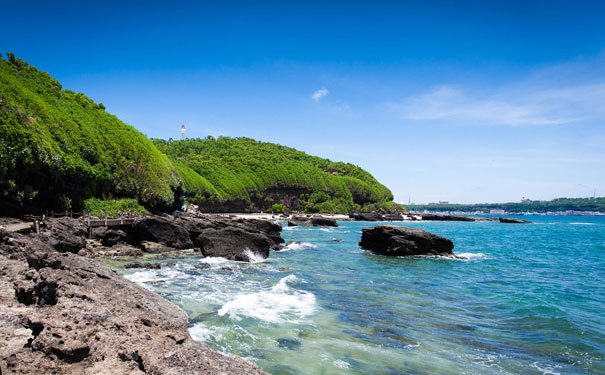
[115, 216, 605, 375]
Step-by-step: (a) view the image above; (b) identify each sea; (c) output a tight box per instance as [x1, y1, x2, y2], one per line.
[111, 216, 605, 375]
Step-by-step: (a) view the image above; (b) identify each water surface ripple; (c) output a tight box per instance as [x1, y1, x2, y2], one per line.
[115, 216, 605, 375]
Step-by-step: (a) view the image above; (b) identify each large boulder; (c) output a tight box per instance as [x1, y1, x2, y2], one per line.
[288, 216, 338, 227]
[195, 227, 272, 261]
[133, 217, 193, 249]
[45, 217, 87, 253]
[359, 225, 454, 257]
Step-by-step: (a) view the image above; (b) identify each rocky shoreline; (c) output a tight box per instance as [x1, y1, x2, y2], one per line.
[0, 214, 282, 375]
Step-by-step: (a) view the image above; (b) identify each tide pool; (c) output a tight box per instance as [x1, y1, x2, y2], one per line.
[116, 216, 605, 374]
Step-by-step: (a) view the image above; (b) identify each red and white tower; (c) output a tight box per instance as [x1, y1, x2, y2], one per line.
[180, 124, 186, 140]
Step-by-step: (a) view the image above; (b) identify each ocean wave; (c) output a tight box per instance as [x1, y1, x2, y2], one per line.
[456, 252, 489, 260]
[283, 242, 318, 251]
[569, 222, 594, 225]
[217, 275, 316, 323]
[200, 256, 232, 265]
[124, 268, 181, 284]
[244, 248, 267, 263]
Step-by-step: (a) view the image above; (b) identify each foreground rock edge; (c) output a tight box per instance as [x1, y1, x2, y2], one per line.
[0, 228, 267, 375]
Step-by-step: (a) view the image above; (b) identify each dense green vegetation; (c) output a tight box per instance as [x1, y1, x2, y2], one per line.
[0, 54, 401, 215]
[407, 197, 605, 213]
[153, 137, 401, 214]
[0, 54, 178, 212]
[83, 198, 149, 217]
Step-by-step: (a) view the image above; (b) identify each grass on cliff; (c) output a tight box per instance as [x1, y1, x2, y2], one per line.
[0, 53, 178, 211]
[83, 198, 149, 217]
[153, 137, 402, 214]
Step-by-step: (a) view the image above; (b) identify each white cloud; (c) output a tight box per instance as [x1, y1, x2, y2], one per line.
[312, 87, 328, 102]
[388, 57, 605, 126]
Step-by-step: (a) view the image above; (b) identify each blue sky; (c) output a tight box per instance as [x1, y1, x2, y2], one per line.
[2, 0, 605, 203]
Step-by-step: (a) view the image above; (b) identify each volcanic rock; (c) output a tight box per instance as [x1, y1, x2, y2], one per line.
[133, 217, 193, 249]
[0, 230, 266, 375]
[359, 225, 454, 257]
[195, 227, 272, 261]
[499, 217, 531, 224]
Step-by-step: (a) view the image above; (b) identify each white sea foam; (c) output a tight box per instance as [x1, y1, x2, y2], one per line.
[283, 242, 318, 251]
[569, 222, 594, 225]
[333, 360, 351, 369]
[530, 361, 562, 375]
[124, 268, 181, 284]
[456, 252, 489, 260]
[201, 257, 232, 265]
[243, 248, 267, 263]
[189, 323, 225, 342]
[217, 275, 316, 323]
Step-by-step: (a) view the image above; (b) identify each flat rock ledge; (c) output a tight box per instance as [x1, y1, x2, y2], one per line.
[359, 225, 455, 257]
[0, 229, 267, 375]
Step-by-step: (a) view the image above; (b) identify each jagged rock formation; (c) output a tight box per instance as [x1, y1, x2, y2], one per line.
[359, 225, 455, 257]
[0, 229, 266, 374]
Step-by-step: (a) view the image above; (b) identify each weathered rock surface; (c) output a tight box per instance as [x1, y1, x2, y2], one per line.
[0, 229, 266, 375]
[133, 217, 194, 249]
[288, 216, 338, 227]
[44, 217, 87, 253]
[420, 214, 478, 222]
[359, 225, 455, 257]
[195, 227, 272, 261]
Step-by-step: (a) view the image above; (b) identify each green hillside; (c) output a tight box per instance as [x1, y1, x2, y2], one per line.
[0, 54, 401, 215]
[0, 53, 178, 212]
[153, 137, 401, 214]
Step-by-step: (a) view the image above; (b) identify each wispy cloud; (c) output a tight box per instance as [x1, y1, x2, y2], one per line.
[387, 57, 605, 126]
[312, 87, 328, 102]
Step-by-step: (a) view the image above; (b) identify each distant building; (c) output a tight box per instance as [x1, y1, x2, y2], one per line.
[490, 209, 506, 214]
[521, 197, 532, 203]
[438, 201, 449, 204]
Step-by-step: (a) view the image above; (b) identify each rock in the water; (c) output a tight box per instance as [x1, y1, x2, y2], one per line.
[123, 262, 161, 269]
[288, 216, 338, 227]
[133, 217, 193, 249]
[195, 227, 272, 261]
[194, 263, 211, 270]
[499, 217, 531, 224]
[331, 238, 344, 242]
[359, 225, 454, 257]
[140, 241, 175, 254]
[311, 217, 338, 227]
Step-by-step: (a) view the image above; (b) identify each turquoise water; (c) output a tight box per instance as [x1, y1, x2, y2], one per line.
[117, 216, 605, 374]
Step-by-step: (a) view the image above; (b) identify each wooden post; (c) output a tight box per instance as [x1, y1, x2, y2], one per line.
[34, 220, 40, 234]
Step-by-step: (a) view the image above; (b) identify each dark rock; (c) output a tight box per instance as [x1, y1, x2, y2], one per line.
[194, 263, 211, 270]
[165, 263, 176, 268]
[331, 238, 344, 242]
[101, 229, 126, 247]
[45, 217, 87, 253]
[499, 217, 531, 224]
[310, 217, 338, 227]
[276, 338, 301, 350]
[278, 267, 292, 272]
[288, 216, 338, 227]
[122, 263, 160, 270]
[359, 225, 454, 257]
[133, 217, 193, 249]
[0, 231, 266, 374]
[195, 227, 272, 262]
[420, 214, 477, 222]
[221, 267, 233, 271]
